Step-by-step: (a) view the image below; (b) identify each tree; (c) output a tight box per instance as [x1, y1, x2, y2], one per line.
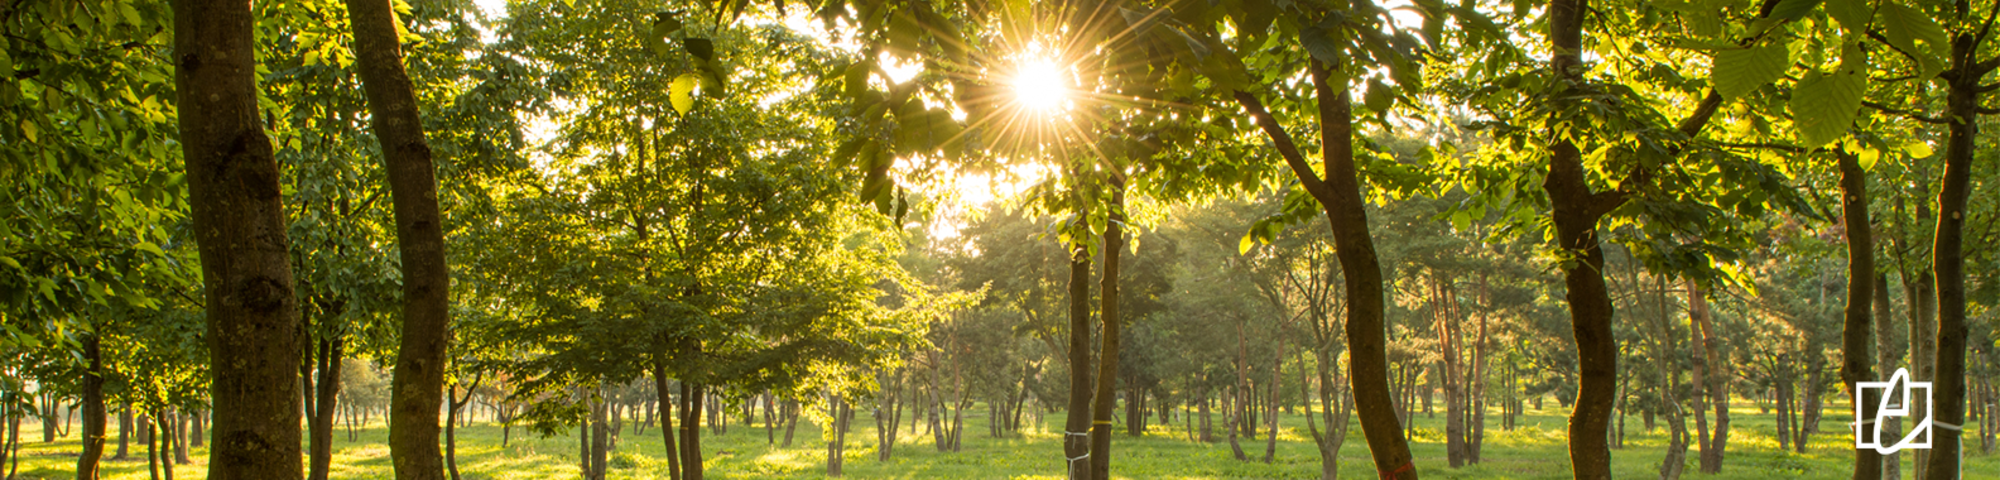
[171, 0, 306, 478]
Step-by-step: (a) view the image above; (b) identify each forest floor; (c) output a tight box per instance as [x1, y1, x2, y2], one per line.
[7, 401, 1995, 479]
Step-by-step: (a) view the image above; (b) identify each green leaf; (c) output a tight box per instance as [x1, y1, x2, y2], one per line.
[1712, 43, 1789, 100]
[653, 12, 683, 37]
[1363, 79, 1394, 113]
[844, 61, 871, 99]
[680, 37, 715, 62]
[1790, 68, 1865, 149]
[0, 256, 17, 269]
[135, 242, 164, 256]
[1767, 0, 1823, 21]
[670, 74, 698, 114]
[1237, 229, 1257, 255]
[1824, 0, 1871, 33]
[832, 138, 868, 168]
[1879, 3, 1948, 78]
[1857, 146, 1881, 171]
[1904, 140, 1934, 158]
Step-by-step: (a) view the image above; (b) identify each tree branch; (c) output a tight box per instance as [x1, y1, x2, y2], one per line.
[1862, 100, 1951, 124]
[1232, 90, 1335, 203]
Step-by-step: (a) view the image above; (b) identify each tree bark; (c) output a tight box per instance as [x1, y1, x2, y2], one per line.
[1923, 28, 1981, 480]
[171, 0, 306, 476]
[1063, 245, 1094, 480]
[1088, 183, 1124, 479]
[341, 1, 454, 479]
[1229, 54, 1419, 480]
[1838, 150, 1882, 480]
[1545, 0, 1618, 476]
[1875, 272, 1901, 480]
[77, 332, 106, 480]
[117, 406, 131, 461]
[446, 373, 481, 480]
[649, 359, 681, 480]
[309, 334, 343, 480]
[678, 381, 704, 480]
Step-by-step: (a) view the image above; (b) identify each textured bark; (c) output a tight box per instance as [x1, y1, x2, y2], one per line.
[341, 1, 453, 479]
[1545, 0, 1618, 476]
[1838, 150, 1882, 480]
[1088, 185, 1124, 479]
[77, 333, 105, 480]
[171, 0, 306, 476]
[1063, 248, 1093, 480]
[1923, 28, 1981, 480]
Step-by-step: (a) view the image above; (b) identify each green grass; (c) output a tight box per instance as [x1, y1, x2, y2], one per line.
[7, 401, 1994, 479]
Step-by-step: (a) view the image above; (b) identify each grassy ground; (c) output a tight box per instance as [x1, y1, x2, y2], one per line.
[6, 401, 1994, 479]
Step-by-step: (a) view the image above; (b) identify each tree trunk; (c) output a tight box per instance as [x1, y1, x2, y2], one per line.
[1906, 269, 1935, 479]
[1199, 387, 1213, 443]
[1225, 388, 1247, 461]
[171, 0, 306, 476]
[342, 1, 455, 479]
[1838, 150, 1882, 480]
[1263, 328, 1283, 464]
[117, 406, 132, 461]
[649, 361, 680, 480]
[1063, 247, 1093, 480]
[1545, 0, 1617, 477]
[1690, 281, 1728, 473]
[77, 332, 106, 480]
[446, 373, 482, 480]
[1229, 53, 1418, 480]
[1088, 184, 1125, 479]
[826, 394, 845, 476]
[1923, 28, 1981, 480]
[678, 381, 703, 480]
[1875, 272, 1901, 480]
[1436, 274, 1465, 468]
[309, 334, 344, 480]
[145, 415, 159, 480]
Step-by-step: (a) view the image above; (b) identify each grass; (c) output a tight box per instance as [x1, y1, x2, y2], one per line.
[6, 400, 1994, 479]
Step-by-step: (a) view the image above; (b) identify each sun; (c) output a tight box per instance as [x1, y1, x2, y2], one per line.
[1012, 57, 1067, 112]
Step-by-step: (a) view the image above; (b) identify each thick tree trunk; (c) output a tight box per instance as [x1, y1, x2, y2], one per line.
[77, 332, 106, 480]
[1088, 184, 1124, 479]
[1838, 150, 1882, 480]
[1063, 248, 1093, 480]
[342, 1, 453, 479]
[309, 334, 343, 480]
[1923, 29, 1981, 480]
[171, 0, 306, 476]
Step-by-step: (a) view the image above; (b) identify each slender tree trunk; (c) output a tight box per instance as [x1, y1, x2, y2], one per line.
[1546, 0, 1618, 476]
[116, 406, 132, 461]
[1436, 275, 1465, 468]
[826, 394, 845, 476]
[679, 381, 703, 480]
[1838, 150, 1882, 480]
[1690, 280, 1728, 473]
[1906, 269, 1935, 479]
[144, 415, 158, 480]
[651, 367, 681, 480]
[1229, 52, 1418, 480]
[1063, 247, 1093, 480]
[1087, 184, 1125, 479]
[1876, 272, 1902, 480]
[1263, 328, 1283, 464]
[1225, 387, 1247, 461]
[171, 0, 306, 476]
[1199, 386, 1213, 443]
[342, 1, 454, 479]
[446, 373, 482, 480]
[1923, 28, 1982, 480]
[309, 334, 343, 480]
[77, 332, 106, 480]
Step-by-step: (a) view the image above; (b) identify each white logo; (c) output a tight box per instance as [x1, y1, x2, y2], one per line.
[1854, 368, 1932, 454]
